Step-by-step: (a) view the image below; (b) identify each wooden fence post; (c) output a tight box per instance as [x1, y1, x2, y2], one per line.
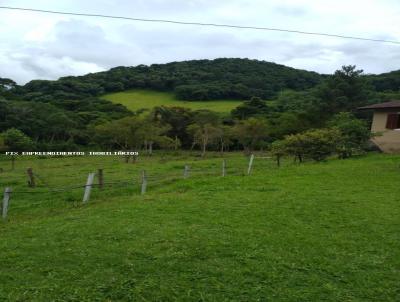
[247, 154, 255, 175]
[98, 169, 104, 189]
[141, 170, 147, 195]
[83, 173, 95, 203]
[27, 168, 35, 188]
[276, 155, 281, 167]
[183, 165, 190, 179]
[222, 159, 226, 177]
[2, 187, 11, 220]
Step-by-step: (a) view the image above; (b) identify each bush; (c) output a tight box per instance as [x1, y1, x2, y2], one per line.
[275, 128, 341, 162]
[300, 128, 341, 161]
[270, 140, 286, 166]
[1, 128, 35, 152]
[328, 112, 371, 158]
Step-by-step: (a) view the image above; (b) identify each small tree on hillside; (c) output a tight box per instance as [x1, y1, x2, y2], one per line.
[315, 65, 372, 115]
[231, 97, 269, 120]
[0, 78, 16, 96]
[187, 110, 221, 157]
[280, 133, 305, 163]
[138, 118, 172, 155]
[1, 128, 34, 151]
[234, 118, 269, 154]
[216, 125, 235, 154]
[270, 140, 287, 167]
[187, 123, 221, 157]
[151, 106, 193, 149]
[95, 116, 144, 162]
[1, 128, 35, 170]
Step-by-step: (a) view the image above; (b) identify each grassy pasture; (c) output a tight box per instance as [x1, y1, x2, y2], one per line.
[0, 153, 399, 301]
[102, 89, 243, 113]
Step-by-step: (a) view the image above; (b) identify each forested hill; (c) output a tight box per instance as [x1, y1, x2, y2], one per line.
[1, 59, 400, 152]
[3, 58, 399, 104]
[366, 70, 400, 92]
[12, 58, 324, 102]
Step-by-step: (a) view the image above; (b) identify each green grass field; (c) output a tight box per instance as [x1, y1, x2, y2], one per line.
[0, 153, 399, 301]
[102, 89, 243, 113]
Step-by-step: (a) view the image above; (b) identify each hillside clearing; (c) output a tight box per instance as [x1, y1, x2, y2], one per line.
[102, 89, 243, 112]
[0, 153, 399, 301]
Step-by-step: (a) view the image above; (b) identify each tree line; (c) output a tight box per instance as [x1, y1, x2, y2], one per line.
[1, 60, 399, 157]
[11, 58, 323, 102]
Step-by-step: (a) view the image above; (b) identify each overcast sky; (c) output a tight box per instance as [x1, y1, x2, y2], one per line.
[1, 0, 399, 84]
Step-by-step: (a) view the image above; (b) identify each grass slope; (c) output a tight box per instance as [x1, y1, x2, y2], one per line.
[102, 89, 243, 113]
[0, 153, 399, 301]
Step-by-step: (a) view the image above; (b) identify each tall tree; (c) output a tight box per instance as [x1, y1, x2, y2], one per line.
[216, 125, 235, 154]
[187, 110, 221, 156]
[234, 118, 269, 153]
[315, 65, 372, 115]
[138, 118, 172, 155]
[95, 117, 144, 151]
[0, 78, 16, 97]
[152, 106, 193, 149]
[1, 128, 35, 169]
[187, 123, 221, 157]
[231, 97, 269, 120]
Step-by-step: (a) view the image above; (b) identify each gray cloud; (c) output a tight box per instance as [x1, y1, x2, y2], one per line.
[0, 0, 399, 83]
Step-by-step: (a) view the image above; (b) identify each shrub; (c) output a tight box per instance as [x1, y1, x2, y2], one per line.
[1, 128, 35, 152]
[275, 128, 341, 162]
[300, 128, 341, 161]
[270, 140, 286, 166]
[328, 112, 371, 158]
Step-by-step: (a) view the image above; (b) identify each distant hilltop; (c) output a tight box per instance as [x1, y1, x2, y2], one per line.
[1, 58, 399, 103]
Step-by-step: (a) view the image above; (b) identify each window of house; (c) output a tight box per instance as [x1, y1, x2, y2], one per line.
[386, 113, 400, 129]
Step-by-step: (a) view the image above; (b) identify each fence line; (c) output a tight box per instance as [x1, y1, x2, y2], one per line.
[2, 155, 269, 220]
[141, 170, 147, 195]
[247, 154, 255, 175]
[82, 173, 96, 203]
[2, 188, 11, 219]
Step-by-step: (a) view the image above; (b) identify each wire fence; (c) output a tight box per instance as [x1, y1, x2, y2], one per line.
[1, 155, 273, 220]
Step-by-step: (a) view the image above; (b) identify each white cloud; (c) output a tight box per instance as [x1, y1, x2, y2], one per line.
[0, 0, 399, 83]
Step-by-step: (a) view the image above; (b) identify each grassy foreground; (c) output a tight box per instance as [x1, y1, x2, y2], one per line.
[102, 89, 243, 113]
[0, 153, 399, 301]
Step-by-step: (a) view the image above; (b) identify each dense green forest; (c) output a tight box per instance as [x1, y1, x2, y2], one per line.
[1, 58, 400, 156]
[10, 58, 323, 102]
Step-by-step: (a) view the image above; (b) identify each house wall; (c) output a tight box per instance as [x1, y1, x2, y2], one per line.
[371, 110, 400, 153]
